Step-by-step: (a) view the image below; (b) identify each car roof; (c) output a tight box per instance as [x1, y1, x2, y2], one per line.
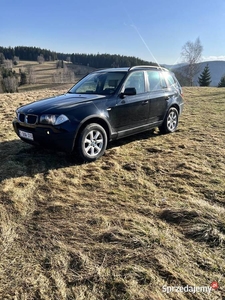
[95, 67, 129, 73]
[95, 65, 169, 73]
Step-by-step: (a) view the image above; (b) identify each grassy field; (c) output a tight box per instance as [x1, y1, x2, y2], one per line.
[11, 60, 94, 92]
[0, 86, 225, 300]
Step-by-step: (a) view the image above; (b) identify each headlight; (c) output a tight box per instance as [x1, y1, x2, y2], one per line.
[40, 114, 69, 125]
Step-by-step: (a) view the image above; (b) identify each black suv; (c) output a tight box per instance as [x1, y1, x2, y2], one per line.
[13, 66, 184, 161]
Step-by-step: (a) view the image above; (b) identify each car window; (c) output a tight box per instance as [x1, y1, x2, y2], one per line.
[163, 71, 183, 95]
[163, 71, 177, 87]
[124, 71, 145, 94]
[102, 73, 125, 95]
[147, 70, 167, 91]
[69, 72, 126, 95]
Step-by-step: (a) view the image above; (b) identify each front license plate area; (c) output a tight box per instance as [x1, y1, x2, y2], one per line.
[19, 130, 34, 141]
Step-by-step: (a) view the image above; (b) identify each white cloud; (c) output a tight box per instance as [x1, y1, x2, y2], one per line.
[202, 56, 225, 61]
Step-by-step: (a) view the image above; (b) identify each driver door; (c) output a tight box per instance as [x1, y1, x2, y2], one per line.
[108, 71, 149, 133]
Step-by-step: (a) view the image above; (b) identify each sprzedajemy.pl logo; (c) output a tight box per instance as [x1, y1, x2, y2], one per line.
[162, 281, 219, 294]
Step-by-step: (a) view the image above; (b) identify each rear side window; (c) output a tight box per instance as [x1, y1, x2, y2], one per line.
[147, 71, 167, 91]
[163, 71, 177, 87]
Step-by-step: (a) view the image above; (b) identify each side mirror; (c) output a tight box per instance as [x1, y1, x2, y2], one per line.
[120, 87, 136, 99]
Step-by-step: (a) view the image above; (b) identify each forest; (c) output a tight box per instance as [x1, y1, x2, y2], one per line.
[0, 46, 156, 69]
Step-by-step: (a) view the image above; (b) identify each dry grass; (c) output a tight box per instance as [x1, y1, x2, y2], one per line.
[12, 60, 94, 92]
[0, 87, 225, 299]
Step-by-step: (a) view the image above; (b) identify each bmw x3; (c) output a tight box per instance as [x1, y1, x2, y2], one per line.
[13, 66, 184, 161]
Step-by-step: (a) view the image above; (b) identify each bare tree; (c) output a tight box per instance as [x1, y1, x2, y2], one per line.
[4, 59, 13, 70]
[181, 37, 203, 86]
[37, 54, 45, 64]
[0, 73, 3, 93]
[26, 66, 36, 84]
[2, 76, 18, 93]
[52, 63, 75, 83]
[13, 56, 20, 65]
[56, 60, 64, 69]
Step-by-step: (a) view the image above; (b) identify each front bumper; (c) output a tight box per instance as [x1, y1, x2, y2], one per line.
[12, 120, 76, 153]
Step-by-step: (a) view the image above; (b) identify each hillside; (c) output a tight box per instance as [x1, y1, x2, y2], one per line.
[169, 61, 225, 87]
[12, 60, 94, 91]
[0, 46, 156, 69]
[0, 87, 225, 299]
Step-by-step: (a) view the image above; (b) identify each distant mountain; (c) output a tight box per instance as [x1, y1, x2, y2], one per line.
[167, 61, 225, 87]
[162, 63, 187, 69]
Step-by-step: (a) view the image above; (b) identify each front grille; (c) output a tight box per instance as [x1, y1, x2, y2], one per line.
[18, 113, 38, 124]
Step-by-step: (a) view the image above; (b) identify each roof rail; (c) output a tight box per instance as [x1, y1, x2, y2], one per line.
[128, 65, 168, 71]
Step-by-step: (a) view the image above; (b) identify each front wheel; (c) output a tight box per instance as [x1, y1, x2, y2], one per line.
[78, 123, 107, 162]
[159, 107, 179, 134]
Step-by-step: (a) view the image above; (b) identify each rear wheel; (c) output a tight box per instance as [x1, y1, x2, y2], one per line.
[159, 107, 179, 134]
[78, 123, 107, 162]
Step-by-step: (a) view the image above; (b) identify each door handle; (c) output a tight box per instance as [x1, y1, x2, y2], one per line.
[142, 100, 148, 105]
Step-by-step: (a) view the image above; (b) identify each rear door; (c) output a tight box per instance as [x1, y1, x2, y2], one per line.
[146, 70, 168, 123]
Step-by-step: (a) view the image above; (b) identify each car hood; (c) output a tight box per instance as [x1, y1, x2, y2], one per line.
[18, 93, 106, 114]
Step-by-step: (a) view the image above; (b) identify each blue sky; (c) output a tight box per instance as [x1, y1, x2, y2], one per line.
[1, 0, 225, 64]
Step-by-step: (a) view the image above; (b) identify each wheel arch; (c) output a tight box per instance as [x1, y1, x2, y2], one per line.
[162, 103, 180, 124]
[159, 104, 179, 134]
[169, 103, 180, 115]
[73, 116, 111, 150]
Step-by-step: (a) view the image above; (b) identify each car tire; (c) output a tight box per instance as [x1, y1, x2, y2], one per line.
[159, 107, 179, 134]
[78, 123, 107, 162]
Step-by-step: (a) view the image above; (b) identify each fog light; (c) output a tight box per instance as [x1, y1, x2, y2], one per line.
[47, 131, 50, 135]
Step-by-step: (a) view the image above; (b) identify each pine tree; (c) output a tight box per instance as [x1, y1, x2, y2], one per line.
[218, 75, 225, 87]
[198, 64, 211, 86]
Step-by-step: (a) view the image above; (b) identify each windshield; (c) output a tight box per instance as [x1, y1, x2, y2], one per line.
[68, 71, 126, 95]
